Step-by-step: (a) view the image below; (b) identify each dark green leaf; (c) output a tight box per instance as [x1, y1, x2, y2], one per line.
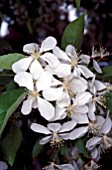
[102, 66, 112, 81]
[75, 138, 90, 158]
[106, 92, 112, 112]
[1, 125, 22, 166]
[0, 89, 27, 135]
[6, 80, 17, 92]
[27, 20, 33, 34]
[61, 14, 85, 51]
[0, 11, 4, 19]
[75, 0, 80, 9]
[59, 143, 67, 156]
[32, 139, 44, 159]
[0, 53, 26, 70]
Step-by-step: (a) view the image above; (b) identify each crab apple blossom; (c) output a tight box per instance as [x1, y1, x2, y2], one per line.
[31, 121, 76, 147]
[53, 45, 93, 78]
[14, 70, 55, 121]
[86, 115, 112, 161]
[12, 36, 59, 73]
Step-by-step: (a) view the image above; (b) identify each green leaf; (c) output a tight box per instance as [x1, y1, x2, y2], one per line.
[0, 89, 27, 135]
[0, 53, 26, 70]
[59, 143, 67, 156]
[102, 66, 112, 82]
[1, 125, 22, 166]
[6, 80, 17, 92]
[61, 14, 85, 51]
[75, 0, 80, 9]
[106, 92, 112, 112]
[75, 138, 90, 158]
[0, 11, 4, 19]
[32, 139, 44, 159]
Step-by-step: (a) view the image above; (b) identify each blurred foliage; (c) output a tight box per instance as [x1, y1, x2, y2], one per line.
[0, 0, 112, 60]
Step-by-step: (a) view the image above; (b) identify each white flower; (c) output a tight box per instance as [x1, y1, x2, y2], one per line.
[88, 115, 105, 135]
[86, 115, 112, 160]
[53, 92, 92, 123]
[91, 47, 102, 74]
[14, 70, 55, 121]
[12, 36, 58, 73]
[43, 74, 88, 102]
[53, 45, 93, 78]
[31, 121, 76, 147]
[84, 160, 100, 170]
[55, 163, 75, 170]
[43, 162, 75, 170]
[0, 161, 8, 170]
[87, 75, 106, 121]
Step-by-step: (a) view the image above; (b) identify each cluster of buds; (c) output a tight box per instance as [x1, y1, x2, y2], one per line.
[12, 36, 112, 169]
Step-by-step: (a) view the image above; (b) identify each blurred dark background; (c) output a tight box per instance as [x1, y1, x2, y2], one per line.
[0, 0, 112, 57]
[0, 1, 112, 170]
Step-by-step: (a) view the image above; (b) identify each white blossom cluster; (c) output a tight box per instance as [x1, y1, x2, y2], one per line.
[12, 36, 112, 169]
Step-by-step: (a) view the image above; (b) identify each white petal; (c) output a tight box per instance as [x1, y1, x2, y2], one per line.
[71, 77, 87, 93]
[96, 115, 105, 126]
[66, 45, 78, 60]
[72, 105, 88, 114]
[50, 107, 67, 121]
[71, 113, 89, 124]
[57, 91, 70, 108]
[74, 92, 92, 105]
[21, 97, 34, 115]
[14, 72, 34, 91]
[41, 52, 59, 68]
[29, 60, 43, 80]
[39, 136, 52, 144]
[93, 59, 102, 73]
[12, 57, 33, 73]
[47, 123, 61, 132]
[31, 123, 51, 134]
[40, 36, 57, 52]
[0, 161, 8, 170]
[32, 98, 38, 108]
[91, 148, 99, 159]
[88, 101, 96, 121]
[101, 116, 112, 134]
[38, 97, 55, 120]
[53, 46, 71, 62]
[56, 164, 74, 170]
[36, 72, 52, 91]
[43, 87, 63, 101]
[69, 126, 88, 140]
[55, 63, 71, 77]
[59, 120, 76, 132]
[78, 65, 93, 78]
[86, 137, 102, 150]
[94, 80, 106, 91]
[59, 133, 70, 140]
[79, 54, 90, 64]
[23, 43, 39, 54]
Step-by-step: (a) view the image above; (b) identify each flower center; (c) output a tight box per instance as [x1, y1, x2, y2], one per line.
[103, 135, 112, 150]
[63, 79, 74, 98]
[29, 90, 40, 97]
[71, 59, 78, 67]
[33, 52, 40, 60]
[50, 132, 64, 147]
[93, 95, 106, 108]
[67, 104, 74, 112]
